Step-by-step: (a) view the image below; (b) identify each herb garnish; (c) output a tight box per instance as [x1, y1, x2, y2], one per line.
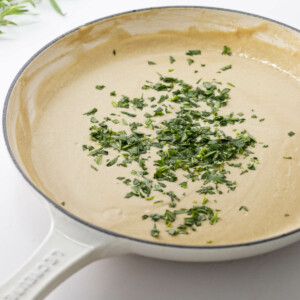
[82, 50, 269, 239]
[83, 108, 97, 116]
[186, 50, 201, 56]
[221, 65, 232, 71]
[239, 206, 248, 212]
[288, 131, 295, 137]
[169, 56, 176, 64]
[187, 58, 194, 65]
[96, 85, 105, 90]
[222, 45, 232, 56]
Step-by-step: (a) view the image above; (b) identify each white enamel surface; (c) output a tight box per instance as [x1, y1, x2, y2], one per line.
[1, 1, 300, 300]
[0, 204, 126, 300]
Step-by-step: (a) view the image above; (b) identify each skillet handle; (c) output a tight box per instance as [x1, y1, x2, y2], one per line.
[0, 206, 117, 300]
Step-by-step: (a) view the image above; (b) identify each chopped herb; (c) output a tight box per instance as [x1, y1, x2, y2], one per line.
[94, 155, 103, 165]
[202, 197, 209, 205]
[61, 202, 65, 206]
[151, 223, 160, 237]
[121, 111, 136, 117]
[90, 165, 98, 171]
[284, 213, 290, 217]
[83, 108, 97, 116]
[169, 56, 176, 64]
[239, 206, 248, 212]
[283, 156, 292, 159]
[110, 91, 116, 96]
[227, 82, 235, 87]
[186, 50, 201, 56]
[251, 115, 257, 119]
[180, 182, 188, 189]
[90, 117, 98, 123]
[222, 45, 232, 56]
[96, 85, 105, 90]
[117, 177, 125, 180]
[221, 65, 232, 71]
[106, 156, 119, 167]
[187, 58, 194, 65]
[113, 49, 116, 56]
[206, 240, 213, 244]
[259, 118, 265, 122]
[154, 200, 163, 204]
[288, 131, 295, 137]
[210, 211, 219, 224]
[148, 61, 156, 65]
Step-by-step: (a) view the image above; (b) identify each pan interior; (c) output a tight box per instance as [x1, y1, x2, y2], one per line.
[5, 7, 300, 246]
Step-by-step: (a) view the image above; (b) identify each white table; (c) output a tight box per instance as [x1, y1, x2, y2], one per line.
[1, 1, 300, 299]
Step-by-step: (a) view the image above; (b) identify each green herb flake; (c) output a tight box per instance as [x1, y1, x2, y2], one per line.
[288, 131, 295, 137]
[95, 85, 105, 90]
[284, 213, 290, 217]
[283, 156, 292, 159]
[154, 200, 163, 204]
[186, 50, 201, 56]
[110, 91, 116, 96]
[113, 49, 116, 56]
[202, 197, 209, 205]
[239, 206, 248, 212]
[151, 223, 160, 237]
[187, 58, 194, 65]
[121, 111, 136, 118]
[90, 165, 98, 171]
[90, 117, 98, 123]
[167, 229, 178, 236]
[210, 211, 219, 225]
[180, 182, 188, 189]
[106, 156, 119, 167]
[227, 82, 235, 87]
[169, 56, 176, 64]
[61, 201, 65, 206]
[148, 61, 156, 65]
[94, 155, 103, 165]
[221, 65, 232, 71]
[222, 45, 232, 56]
[83, 108, 97, 116]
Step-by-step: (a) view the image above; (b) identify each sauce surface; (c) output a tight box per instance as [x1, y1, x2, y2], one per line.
[13, 10, 300, 245]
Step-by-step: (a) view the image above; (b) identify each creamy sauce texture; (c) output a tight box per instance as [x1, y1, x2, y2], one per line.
[8, 8, 300, 245]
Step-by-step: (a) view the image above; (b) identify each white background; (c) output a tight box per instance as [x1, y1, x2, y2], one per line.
[1, 1, 300, 299]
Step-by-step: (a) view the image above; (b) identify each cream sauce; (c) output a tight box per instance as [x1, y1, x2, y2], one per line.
[11, 11, 300, 245]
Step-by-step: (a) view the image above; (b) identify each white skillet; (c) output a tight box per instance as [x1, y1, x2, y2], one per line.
[1, 6, 300, 300]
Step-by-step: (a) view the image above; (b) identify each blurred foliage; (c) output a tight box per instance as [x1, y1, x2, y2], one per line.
[0, 0, 64, 34]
